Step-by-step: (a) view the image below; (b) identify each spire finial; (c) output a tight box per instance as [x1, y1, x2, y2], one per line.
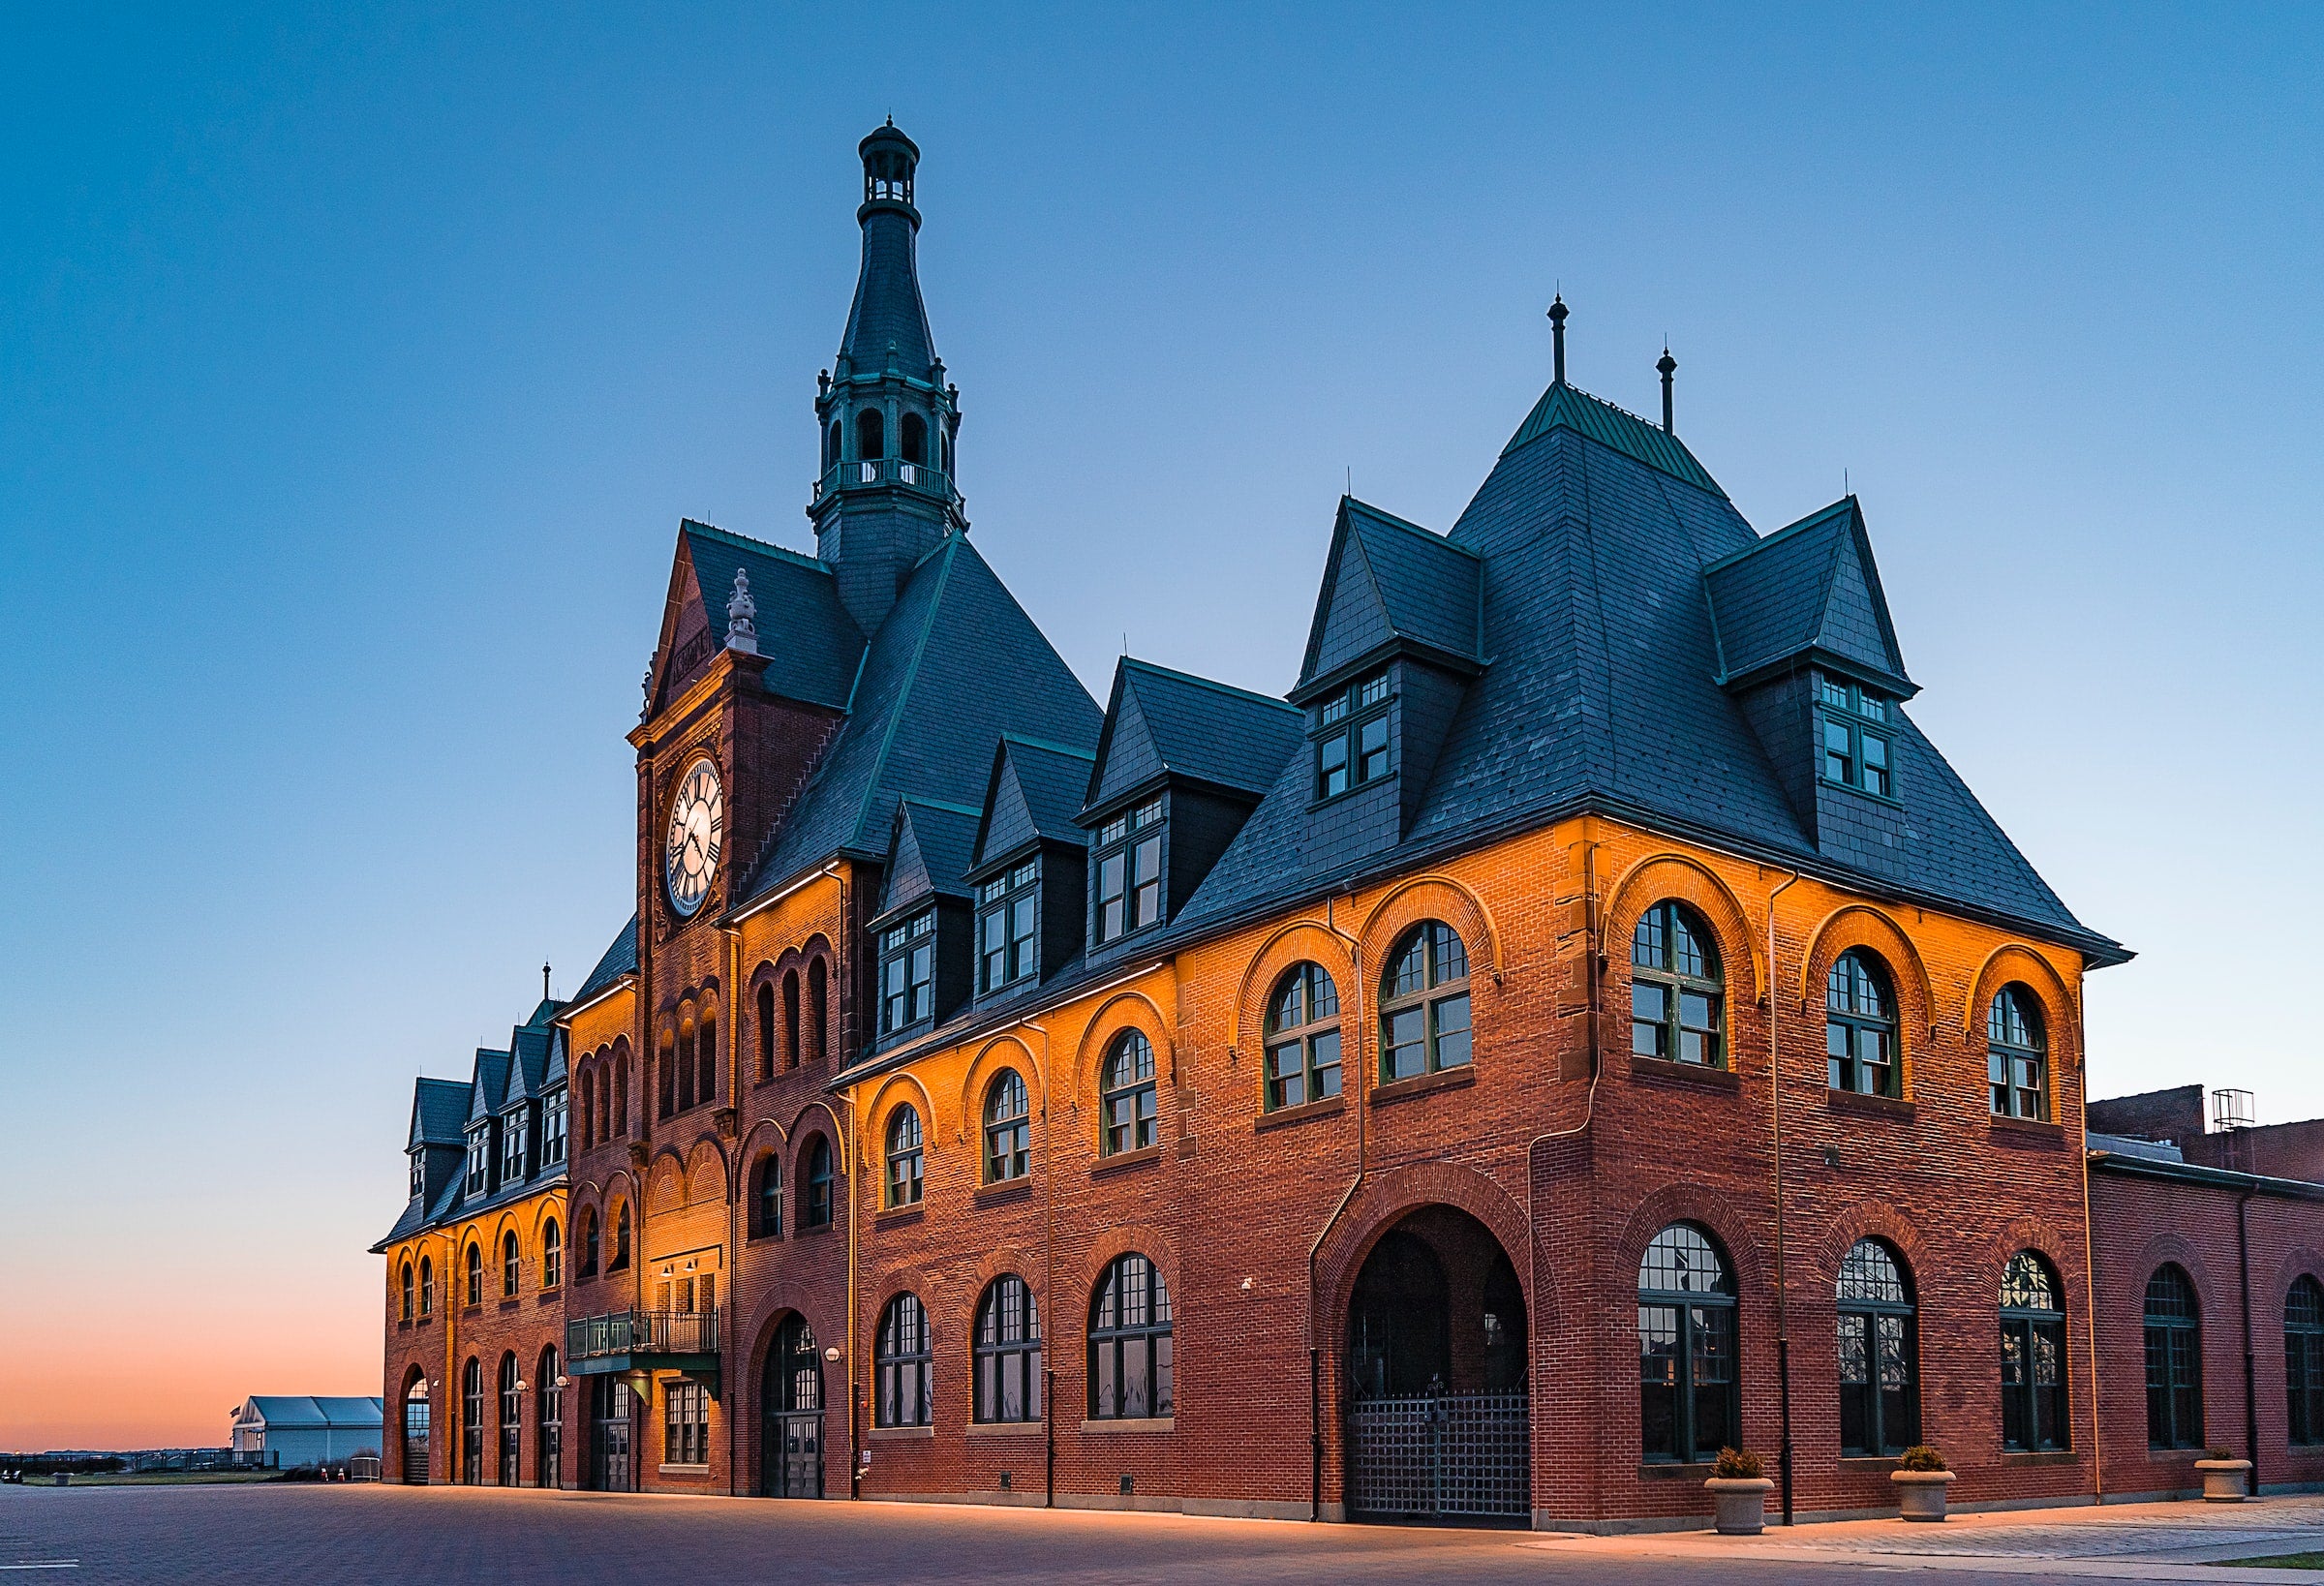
[1656, 345, 1677, 434]
[725, 567, 758, 655]
[542, 961, 551, 1002]
[1547, 293, 1569, 384]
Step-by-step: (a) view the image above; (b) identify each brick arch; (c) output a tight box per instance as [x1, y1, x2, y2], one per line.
[1602, 851, 1767, 1002]
[959, 1035, 1044, 1147]
[1360, 873, 1501, 986]
[528, 1198, 565, 1248]
[2274, 1250, 2324, 1317]
[2131, 1235, 2217, 1310]
[1963, 943, 2079, 1056]
[785, 1099, 847, 1148]
[1983, 1217, 2080, 1302]
[1810, 1199, 1937, 1301]
[684, 1137, 730, 1205]
[1797, 904, 1935, 1034]
[1075, 1223, 1177, 1324]
[1231, 920, 1359, 1053]
[486, 1208, 524, 1261]
[869, 1266, 948, 1334]
[734, 1117, 790, 1198]
[1611, 1185, 1773, 1307]
[964, 1245, 1043, 1315]
[744, 1301, 822, 1390]
[1315, 1162, 1534, 1340]
[645, 1150, 688, 1215]
[863, 1071, 939, 1173]
[1072, 991, 1174, 1111]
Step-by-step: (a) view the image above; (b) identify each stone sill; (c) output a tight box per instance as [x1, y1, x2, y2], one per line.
[1371, 1065, 1477, 1108]
[1255, 1095, 1346, 1133]
[973, 1179, 1035, 1208]
[657, 1464, 711, 1475]
[1991, 1115, 2066, 1147]
[1837, 1455, 1901, 1473]
[1827, 1089, 1915, 1121]
[1091, 1144, 1161, 1179]
[1079, 1418, 1174, 1435]
[2001, 1449, 2077, 1466]
[871, 1425, 935, 1441]
[964, 1420, 1046, 1439]
[875, 1204, 925, 1227]
[1637, 1461, 1715, 1479]
[1629, 1056, 1740, 1095]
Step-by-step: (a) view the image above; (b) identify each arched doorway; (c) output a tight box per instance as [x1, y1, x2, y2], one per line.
[760, 1313, 824, 1498]
[401, 1373, 430, 1484]
[1344, 1206, 1529, 1523]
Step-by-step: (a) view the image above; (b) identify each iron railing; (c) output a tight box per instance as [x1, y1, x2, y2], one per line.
[813, 457, 952, 501]
[566, 1308, 721, 1361]
[1346, 1391, 1531, 1519]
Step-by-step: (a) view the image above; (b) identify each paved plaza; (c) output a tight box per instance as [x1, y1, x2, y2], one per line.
[3, 1484, 2323, 1583]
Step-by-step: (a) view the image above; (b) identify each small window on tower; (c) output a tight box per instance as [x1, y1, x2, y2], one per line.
[901, 412, 927, 466]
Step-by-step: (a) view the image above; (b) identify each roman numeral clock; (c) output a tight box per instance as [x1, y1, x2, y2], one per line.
[663, 756, 723, 920]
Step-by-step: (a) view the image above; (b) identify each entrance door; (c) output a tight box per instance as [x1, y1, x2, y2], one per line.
[402, 1380, 430, 1484]
[760, 1314, 825, 1498]
[537, 1348, 563, 1490]
[591, 1377, 633, 1492]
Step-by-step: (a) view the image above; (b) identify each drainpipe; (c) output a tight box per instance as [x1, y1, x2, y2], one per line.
[1020, 1019, 1057, 1510]
[844, 1088, 861, 1500]
[2239, 1187, 2261, 1496]
[1765, 869, 1801, 1526]
[2074, 992, 2106, 1505]
[1307, 893, 1365, 1522]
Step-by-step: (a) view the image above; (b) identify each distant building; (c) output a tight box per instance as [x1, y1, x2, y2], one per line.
[229, 1397, 382, 1468]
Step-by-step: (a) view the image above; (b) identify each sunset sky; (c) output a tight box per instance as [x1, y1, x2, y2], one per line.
[3, 5, 2319, 1450]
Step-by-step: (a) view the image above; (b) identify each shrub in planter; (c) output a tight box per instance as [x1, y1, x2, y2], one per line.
[1890, 1444, 1954, 1521]
[1706, 1447, 1773, 1536]
[2194, 1449, 2252, 1503]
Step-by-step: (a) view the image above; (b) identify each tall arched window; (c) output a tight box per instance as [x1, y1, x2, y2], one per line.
[1264, 962, 1342, 1110]
[1988, 985, 2048, 1120]
[2145, 1265, 2204, 1449]
[502, 1232, 521, 1298]
[856, 407, 885, 461]
[753, 1152, 782, 1238]
[756, 981, 776, 1081]
[580, 1207, 599, 1279]
[657, 1024, 677, 1118]
[578, 1070, 595, 1150]
[783, 970, 803, 1070]
[826, 418, 842, 468]
[2288, 1277, 2324, 1446]
[974, 1274, 1043, 1423]
[1637, 1224, 1736, 1463]
[400, 1261, 414, 1323]
[677, 1013, 697, 1113]
[612, 1049, 628, 1137]
[465, 1241, 484, 1307]
[1631, 900, 1724, 1068]
[1100, 1031, 1157, 1156]
[885, 1106, 924, 1207]
[461, 1357, 484, 1484]
[1826, 950, 1898, 1097]
[418, 1256, 434, 1318]
[900, 411, 927, 466]
[1379, 921, 1471, 1082]
[1089, 1254, 1173, 1420]
[697, 999, 718, 1107]
[612, 1203, 631, 1271]
[807, 959, 829, 1066]
[2000, 1251, 2068, 1450]
[801, 1135, 833, 1229]
[498, 1352, 521, 1486]
[985, 1070, 1030, 1182]
[874, 1294, 932, 1427]
[537, 1345, 563, 1489]
[1837, 1238, 1918, 1455]
[541, 1220, 562, 1290]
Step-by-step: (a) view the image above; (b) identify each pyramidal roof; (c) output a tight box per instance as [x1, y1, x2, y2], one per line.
[1299, 497, 1484, 689]
[973, 736, 1098, 869]
[1703, 497, 1912, 694]
[878, 796, 983, 917]
[1500, 380, 1724, 496]
[1086, 658, 1304, 811]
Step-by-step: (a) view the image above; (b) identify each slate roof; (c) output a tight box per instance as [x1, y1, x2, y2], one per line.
[841, 207, 937, 378]
[664, 521, 864, 712]
[465, 1051, 511, 1126]
[1499, 380, 1725, 496]
[504, 1023, 554, 1106]
[740, 534, 1102, 901]
[973, 737, 1098, 869]
[1703, 498, 1912, 693]
[409, 1078, 470, 1150]
[571, 915, 638, 1004]
[1086, 658, 1305, 812]
[1299, 498, 1484, 688]
[877, 797, 984, 917]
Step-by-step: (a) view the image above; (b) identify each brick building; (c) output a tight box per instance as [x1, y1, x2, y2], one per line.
[374, 122, 2322, 1527]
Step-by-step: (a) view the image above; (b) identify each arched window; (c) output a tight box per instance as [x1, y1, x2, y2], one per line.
[403, 1372, 431, 1484]
[502, 1232, 521, 1298]
[400, 1261, 414, 1323]
[826, 417, 841, 468]
[985, 1069, 1030, 1182]
[2145, 1265, 2204, 1449]
[900, 411, 927, 466]
[541, 1221, 562, 1290]
[807, 959, 828, 1066]
[2288, 1277, 2324, 1446]
[418, 1256, 434, 1318]
[612, 1049, 628, 1138]
[1988, 985, 2048, 1120]
[756, 981, 776, 1081]
[885, 1106, 924, 1207]
[697, 1000, 718, 1107]
[612, 1203, 631, 1271]
[874, 1294, 932, 1427]
[1379, 921, 1471, 1082]
[1826, 950, 1898, 1097]
[2000, 1251, 2068, 1450]
[1631, 900, 1724, 1068]
[465, 1241, 484, 1307]
[783, 970, 803, 1071]
[974, 1274, 1042, 1423]
[1089, 1254, 1173, 1420]
[1264, 962, 1342, 1111]
[801, 1135, 833, 1229]
[578, 1070, 595, 1150]
[1637, 1224, 1736, 1463]
[747, 1151, 780, 1237]
[1837, 1238, 1918, 1455]
[498, 1352, 521, 1486]
[657, 1023, 677, 1119]
[579, 1207, 599, 1279]
[677, 1013, 697, 1113]
[461, 1357, 484, 1483]
[537, 1345, 563, 1489]
[1100, 1031, 1157, 1157]
[856, 407, 885, 461]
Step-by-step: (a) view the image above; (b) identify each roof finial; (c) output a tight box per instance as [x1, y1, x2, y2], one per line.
[725, 567, 757, 655]
[542, 961, 551, 1002]
[1656, 345, 1677, 434]
[1547, 293, 1569, 385]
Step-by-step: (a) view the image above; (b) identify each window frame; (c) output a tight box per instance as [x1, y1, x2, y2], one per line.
[2143, 1265, 2205, 1450]
[752, 1152, 782, 1239]
[1263, 962, 1343, 1111]
[1826, 950, 1901, 1098]
[984, 1069, 1031, 1183]
[465, 1241, 484, 1308]
[1087, 1254, 1173, 1421]
[1836, 1238, 1919, 1456]
[466, 1125, 489, 1197]
[1311, 672, 1393, 802]
[885, 1105, 925, 1208]
[801, 1136, 834, 1229]
[502, 1232, 521, 1299]
[874, 1293, 933, 1428]
[2288, 1276, 2324, 1447]
[878, 911, 937, 1036]
[542, 1087, 566, 1166]
[1999, 1251, 2070, 1452]
[501, 1107, 528, 1184]
[1987, 985, 2049, 1121]
[1636, 1223, 1739, 1465]
[498, 1352, 522, 1486]
[663, 1379, 710, 1468]
[1377, 921, 1472, 1083]
[1091, 798, 1166, 946]
[973, 1274, 1044, 1424]
[978, 859, 1043, 994]
[1099, 1031, 1158, 1157]
[1817, 674, 1897, 799]
[541, 1220, 562, 1290]
[418, 1256, 434, 1318]
[1630, 900, 1726, 1069]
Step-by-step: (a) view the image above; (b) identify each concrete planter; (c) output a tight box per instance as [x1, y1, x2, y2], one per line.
[1705, 1476, 1773, 1535]
[2194, 1458, 2252, 1502]
[1890, 1468, 1954, 1521]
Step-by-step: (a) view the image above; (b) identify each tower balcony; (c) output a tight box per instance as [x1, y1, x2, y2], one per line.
[813, 457, 954, 503]
[565, 1308, 721, 1379]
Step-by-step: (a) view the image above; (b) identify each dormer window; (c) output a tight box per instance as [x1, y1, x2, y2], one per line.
[879, 912, 936, 1035]
[410, 1151, 424, 1201]
[1314, 673, 1391, 800]
[501, 1110, 528, 1183]
[1818, 676, 1893, 798]
[979, 861, 1041, 992]
[542, 1088, 567, 1166]
[465, 1127, 488, 1197]
[1094, 800, 1165, 945]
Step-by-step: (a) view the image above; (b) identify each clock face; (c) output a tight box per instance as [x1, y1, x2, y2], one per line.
[663, 757, 722, 918]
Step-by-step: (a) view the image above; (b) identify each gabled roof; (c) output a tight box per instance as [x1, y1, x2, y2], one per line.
[1703, 497, 1913, 695]
[741, 534, 1102, 900]
[409, 1078, 470, 1151]
[1500, 380, 1725, 497]
[651, 522, 864, 715]
[972, 736, 1097, 870]
[1085, 658, 1304, 813]
[572, 916, 638, 1004]
[503, 1024, 554, 1107]
[1298, 498, 1484, 689]
[877, 797, 983, 917]
[465, 1050, 511, 1127]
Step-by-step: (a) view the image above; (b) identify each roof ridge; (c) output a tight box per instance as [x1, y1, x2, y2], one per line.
[898, 794, 984, 818]
[1122, 656, 1300, 715]
[681, 518, 832, 573]
[998, 733, 1098, 761]
[1345, 498, 1483, 561]
[1501, 381, 1727, 498]
[1700, 496, 1854, 575]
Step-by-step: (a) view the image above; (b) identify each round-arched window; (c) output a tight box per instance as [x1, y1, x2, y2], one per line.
[1826, 950, 1898, 1097]
[1100, 1031, 1157, 1157]
[985, 1070, 1030, 1182]
[1264, 962, 1342, 1111]
[400, 1261, 414, 1323]
[1089, 1254, 1172, 1420]
[1999, 1251, 2067, 1451]
[1637, 1224, 1735, 1463]
[874, 1293, 931, 1427]
[465, 1241, 484, 1307]
[1988, 985, 2048, 1120]
[418, 1255, 434, 1318]
[974, 1274, 1043, 1424]
[2289, 1276, 2324, 1446]
[541, 1220, 561, 1290]
[2144, 1264, 2203, 1449]
[1379, 921, 1470, 1083]
[753, 1152, 781, 1238]
[885, 1106, 924, 1207]
[1837, 1238, 1917, 1455]
[800, 1136, 833, 1229]
[502, 1233, 520, 1298]
[1631, 900, 1723, 1068]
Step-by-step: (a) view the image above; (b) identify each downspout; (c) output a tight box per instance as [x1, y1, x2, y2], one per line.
[844, 1088, 861, 1500]
[2076, 997, 2105, 1505]
[724, 921, 741, 1496]
[1020, 1019, 1057, 1510]
[2239, 1187, 2260, 1496]
[1307, 892, 1365, 1522]
[1765, 869, 1801, 1526]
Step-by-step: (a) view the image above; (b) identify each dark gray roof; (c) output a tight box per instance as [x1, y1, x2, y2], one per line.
[840, 208, 936, 378]
[1299, 497, 1483, 687]
[973, 737, 1097, 869]
[504, 1024, 554, 1106]
[465, 1050, 510, 1126]
[1703, 497, 1911, 693]
[1086, 658, 1304, 811]
[741, 534, 1102, 900]
[572, 916, 638, 1004]
[877, 797, 983, 917]
[1499, 380, 1725, 496]
[409, 1078, 470, 1151]
[677, 521, 864, 711]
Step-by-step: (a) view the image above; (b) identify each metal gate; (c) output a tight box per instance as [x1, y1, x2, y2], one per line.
[1347, 1391, 1529, 1521]
[762, 1412, 824, 1499]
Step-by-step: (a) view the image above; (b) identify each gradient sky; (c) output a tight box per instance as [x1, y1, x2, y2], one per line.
[4, 5, 2320, 1451]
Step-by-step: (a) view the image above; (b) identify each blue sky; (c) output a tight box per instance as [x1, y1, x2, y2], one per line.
[2, 5, 2318, 1445]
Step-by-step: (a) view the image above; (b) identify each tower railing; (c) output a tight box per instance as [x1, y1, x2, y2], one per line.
[813, 457, 952, 502]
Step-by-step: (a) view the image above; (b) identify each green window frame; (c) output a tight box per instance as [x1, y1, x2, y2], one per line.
[884, 1105, 924, 1208]
[1630, 900, 1725, 1068]
[1100, 1030, 1158, 1156]
[978, 860, 1042, 992]
[1838, 1238, 1919, 1456]
[2144, 1265, 2204, 1449]
[1987, 985, 2049, 1120]
[2288, 1277, 2324, 1446]
[2000, 1251, 2069, 1451]
[984, 1069, 1030, 1182]
[1263, 962, 1343, 1111]
[1313, 673, 1392, 800]
[1818, 675, 1894, 798]
[1093, 800, 1165, 945]
[1826, 950, 1899, 1098]
[1378, 922, 1471, 1083]
[878, 911, 935, 1035]
[1638, 1223, 1737, 1463]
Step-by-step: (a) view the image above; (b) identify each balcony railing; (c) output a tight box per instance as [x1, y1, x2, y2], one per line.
[566, 1308, 720, 1362]
[812, 457, 952, 502]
